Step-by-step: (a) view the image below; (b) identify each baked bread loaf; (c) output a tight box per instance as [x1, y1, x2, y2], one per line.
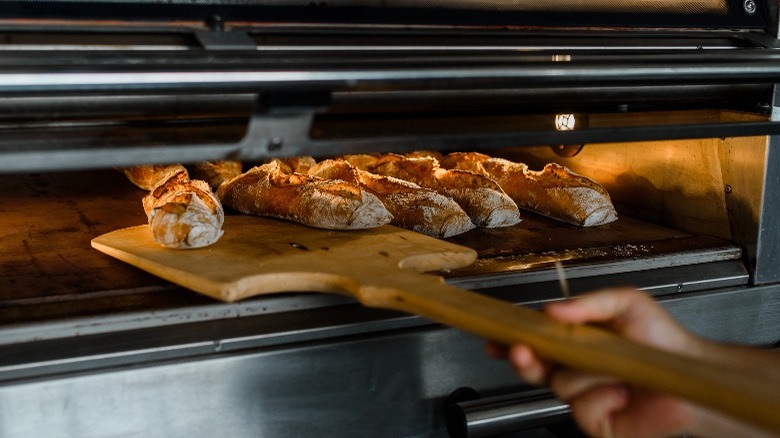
[340, 154, 379, 171]
[123, 164, 188, 191]
[217, 160, 392, 230]
[189, 161, 243, 190]
[281, 156, 317, 175]
[142, 169, 225, 248]
[406, 150, 444, 161]
[440, 152, 618, 227]
[345, 153, 521, 228]
[308, 158, 474, 238]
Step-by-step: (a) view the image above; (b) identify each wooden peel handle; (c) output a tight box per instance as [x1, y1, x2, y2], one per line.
[356, 275, 780, 436]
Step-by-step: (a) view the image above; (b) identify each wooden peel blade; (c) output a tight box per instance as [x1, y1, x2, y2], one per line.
[92, 216, 780, 436]
[90, 215, 480, 303]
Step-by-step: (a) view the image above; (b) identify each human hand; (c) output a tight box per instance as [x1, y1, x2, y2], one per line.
[487, 288, 701, 438]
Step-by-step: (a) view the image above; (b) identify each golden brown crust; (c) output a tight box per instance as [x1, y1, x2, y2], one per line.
[353, 153, 521, 228]
[307, 158, 360, 184]
[189, 161, 243, 190]
[217, 160, 392, 230]
[281, 156, 317, 174]
[406, 150, 444, 161]
[439, 152, 494, 174]
[309, 159, 474, 238]
[123, 164, 188, 191]
[440, 152, 617, 227]
[142, 170, 224, 248]
[343, 154, 380, 171]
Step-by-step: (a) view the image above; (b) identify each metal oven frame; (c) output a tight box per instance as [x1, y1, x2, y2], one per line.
[1, 2, 780, 437]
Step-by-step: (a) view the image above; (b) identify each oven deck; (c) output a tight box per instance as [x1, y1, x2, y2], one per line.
[0, 169, 748, 344]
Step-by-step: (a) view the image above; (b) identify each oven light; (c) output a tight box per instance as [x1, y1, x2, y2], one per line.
[554, 113, 576, 131]
[551, 54, 571, 62]
[552, 113, 586, 157]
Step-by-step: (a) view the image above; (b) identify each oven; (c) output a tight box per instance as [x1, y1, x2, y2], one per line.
[2, 1, 780, 437]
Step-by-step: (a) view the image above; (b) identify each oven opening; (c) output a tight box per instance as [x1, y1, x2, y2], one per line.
[0, 108, 759, 327]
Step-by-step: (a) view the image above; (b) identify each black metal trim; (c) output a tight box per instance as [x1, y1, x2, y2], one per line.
[0, 0, 767, 29]
[1, 119, 779, 172]
[4, 57, 780, 96]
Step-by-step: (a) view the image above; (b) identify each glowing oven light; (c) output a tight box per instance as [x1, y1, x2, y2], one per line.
[555, 113, 576, 131]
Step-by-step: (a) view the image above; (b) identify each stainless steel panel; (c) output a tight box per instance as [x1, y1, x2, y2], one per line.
[0, 260, 749, 382]
[5, 47, 780, 95]
[753, 85, 780, 284]
[0, 326, 521, 438]
[664, 287, 780, 345]
[0, 286, 778, 438]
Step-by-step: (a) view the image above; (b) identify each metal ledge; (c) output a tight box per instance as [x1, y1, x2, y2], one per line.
[0, 260, 750, 382]
[2, 112, 780, 172]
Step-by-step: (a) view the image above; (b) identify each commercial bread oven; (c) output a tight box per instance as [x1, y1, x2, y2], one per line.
[1, 1, 780, 436]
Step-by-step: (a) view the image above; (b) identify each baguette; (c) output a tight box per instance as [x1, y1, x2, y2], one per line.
[141, 169, 225, 248]
[123, 164, 188, 191]
[440, 152, 617, 227]
[340, 154, 379, 171]
[216, 160, 392, 230]
[406, 150, 444, 161]
[308, 158, 474, 238]
[189, 161, 243, 190]
[281, 156, 317, 175]
[346, 153, 521, 228]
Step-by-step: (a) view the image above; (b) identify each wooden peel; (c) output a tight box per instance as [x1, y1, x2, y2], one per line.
[92, 215, 780, 436]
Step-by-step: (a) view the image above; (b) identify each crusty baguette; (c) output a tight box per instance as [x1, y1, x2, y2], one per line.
[141, 169, 225, 248]
[189, 161, 243, 190]
[308, 158, 474, 238]
[440, 152, 618, 227]
[216, 160, 392, 230]
[281, 156, 317, 175]
[123, 164, 188, 191]
[341, 154, 380, 171]
[406, 150, 444, 161]
[346, 153, 521, 228]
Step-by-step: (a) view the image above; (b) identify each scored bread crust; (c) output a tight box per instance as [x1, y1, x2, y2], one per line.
[123, 164, 188, 191]
[309, 158, 474, 238]
[142, 170, 225, 248]
[346, 153, 521, 228]
[440, 152, 618, 227]
[216, 160, 392, 230]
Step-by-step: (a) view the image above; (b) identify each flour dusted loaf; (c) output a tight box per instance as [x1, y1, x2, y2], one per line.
[440, 152, 617, 227]
[345, 153, 521, 228]
[217, 160, 392, 230]
[141, 169, 225, 248]
[308, 158, 474, 238]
